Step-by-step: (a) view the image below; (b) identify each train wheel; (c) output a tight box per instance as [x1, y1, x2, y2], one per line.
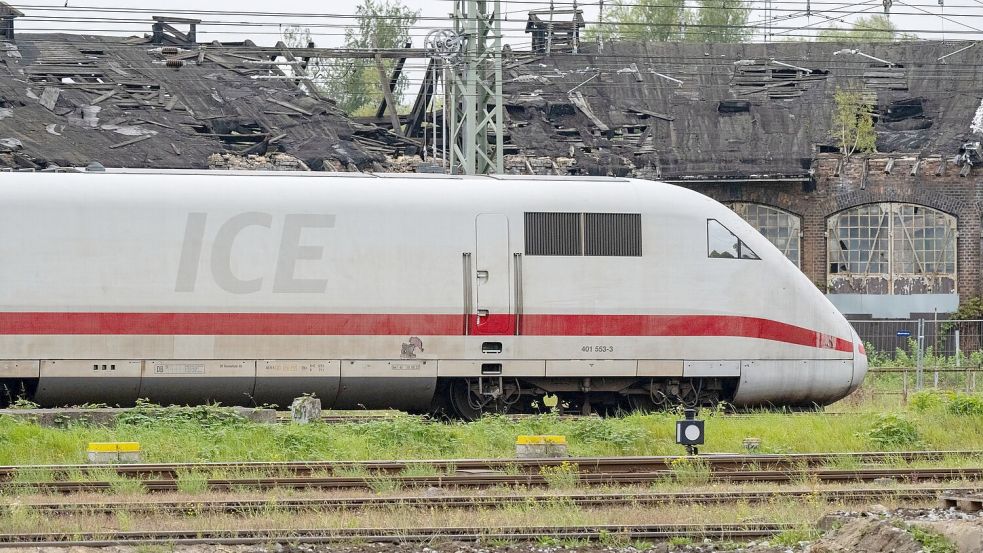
[447, 379, 520, 420]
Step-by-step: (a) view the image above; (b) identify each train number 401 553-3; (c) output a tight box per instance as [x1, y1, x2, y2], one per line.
[581, 345, 615, 353]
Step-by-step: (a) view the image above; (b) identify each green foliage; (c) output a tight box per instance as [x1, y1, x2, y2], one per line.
[2, 406, 983, 466]
[669, 456, 711, 485]
[947, 393, 983, 416]
[587, 0, 749, 43]
[283, 0, 419, 114]
[567, 416, 647, 449]
[907, 525, 958, 553]
[907, 390, 983, 416]
[940, 296, 983, 338]
[115, 401, 247, 429]
[687, 0, 753, 42]
[7, 398, 39, 410]
[175, 470, 209, 494]
[950, 296, 983, 321]
[539, 461, 581, 489]
[909, 390, 947, 412]
[863, 341, 894, 368]
[818, 15, 914, 42]
[108, 477, 146, 495]
[863, 413, 922, 448]
[833, 87, 876, 156]
[771, 527, 821, 547]
[668, 536, 693, 547]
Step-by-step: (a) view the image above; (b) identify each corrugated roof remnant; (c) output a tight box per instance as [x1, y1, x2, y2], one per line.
[0, 30, 415, 170]
[501, 41, 983, 180]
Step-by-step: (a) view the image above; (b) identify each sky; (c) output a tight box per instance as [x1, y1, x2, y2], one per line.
[10, 0, 983, 48]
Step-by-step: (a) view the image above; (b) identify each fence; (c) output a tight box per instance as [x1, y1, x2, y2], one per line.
[849, 318, 983, 397]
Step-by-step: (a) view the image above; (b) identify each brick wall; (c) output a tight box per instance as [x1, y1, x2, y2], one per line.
[685, 154, 983, 300]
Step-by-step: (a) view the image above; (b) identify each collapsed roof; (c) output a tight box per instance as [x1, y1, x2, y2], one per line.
[0, 28, 413, 170]
[501, 41, 983, 179]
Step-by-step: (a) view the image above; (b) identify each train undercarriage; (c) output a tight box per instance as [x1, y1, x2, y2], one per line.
[1, 375, 739, 419]
[435, 376, 740, 420]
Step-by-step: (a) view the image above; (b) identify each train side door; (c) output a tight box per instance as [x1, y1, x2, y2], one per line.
[471, 214, 512, 335]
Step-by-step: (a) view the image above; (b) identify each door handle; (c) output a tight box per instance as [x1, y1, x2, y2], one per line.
[476, 270, 489, 280]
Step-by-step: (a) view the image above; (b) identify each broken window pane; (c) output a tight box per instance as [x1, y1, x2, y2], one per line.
[827, 203, 957, 295]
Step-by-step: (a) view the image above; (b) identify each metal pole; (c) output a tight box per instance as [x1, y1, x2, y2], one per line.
[956, 329, 964, 391]
[916, 318, 925, 389]
[448, 0, 504, 175]
[598, 0, 604, 52]
[903, 367, 909, 402]
[442, 64, 448, 168]
[933, 310, 939, 387]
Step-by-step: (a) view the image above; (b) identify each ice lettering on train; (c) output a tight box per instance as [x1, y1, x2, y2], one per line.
[175, 212, 336, 294]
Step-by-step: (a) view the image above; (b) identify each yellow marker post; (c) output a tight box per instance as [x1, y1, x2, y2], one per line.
[86, 442, 142, 464]
[515, 435, 568, 458]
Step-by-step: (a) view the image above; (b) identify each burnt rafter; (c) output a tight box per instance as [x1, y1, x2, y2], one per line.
[499, 41, 975, 180]
[0, 30, 419, 171]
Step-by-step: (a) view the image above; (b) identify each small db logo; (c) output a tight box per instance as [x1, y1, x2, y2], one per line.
[817, 333, 835, 349]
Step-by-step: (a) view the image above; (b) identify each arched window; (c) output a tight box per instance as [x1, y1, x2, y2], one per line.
[827, 203, 957, 294]
[728, 203, 801, 267]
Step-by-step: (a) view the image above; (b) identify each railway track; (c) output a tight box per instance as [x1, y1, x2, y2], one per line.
[0, 523, 797, 547]
[4, 486, 959, 517]
[6, 466, 983, 493]
[1, 449, 976, 482]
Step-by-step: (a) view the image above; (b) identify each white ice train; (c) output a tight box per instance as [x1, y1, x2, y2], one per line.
[0, 170, 867, 417]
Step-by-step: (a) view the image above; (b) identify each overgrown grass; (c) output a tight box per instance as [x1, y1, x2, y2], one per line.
[0, 394, 982, 465]
[905, 524, 958, 553]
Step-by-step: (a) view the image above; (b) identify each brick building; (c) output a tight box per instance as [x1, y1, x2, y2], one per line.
[502, 41, 983, 319]
[688, 154, 974, 318]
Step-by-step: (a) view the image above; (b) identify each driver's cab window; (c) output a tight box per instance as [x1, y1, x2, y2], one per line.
[708, 219, 759, 260]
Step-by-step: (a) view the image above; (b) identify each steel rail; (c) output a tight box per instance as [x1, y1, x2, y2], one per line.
[0, 523, 796, 547]
[1, 450, 976, 481]
[4, 487, 958, 516]
[7, 467, 983, 493]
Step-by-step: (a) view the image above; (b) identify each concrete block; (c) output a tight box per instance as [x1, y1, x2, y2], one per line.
[290, 396, 322, 424]
[87, 442, 141, 464]
[515, 435, 568, 458]
[231, 407, 277, 424]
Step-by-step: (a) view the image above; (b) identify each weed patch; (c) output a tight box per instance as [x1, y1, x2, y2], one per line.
[116, 401, 247, 429]
[906, 525, 957, 553]
[539, 461, 580, 489]
[669, 457, 711, 486]
[863, 414, 923, 448]
[771, 527, 821, 547]
[176, 470, 209, 494]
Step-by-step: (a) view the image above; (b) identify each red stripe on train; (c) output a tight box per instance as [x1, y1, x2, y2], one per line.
[0, 312, 855, 353]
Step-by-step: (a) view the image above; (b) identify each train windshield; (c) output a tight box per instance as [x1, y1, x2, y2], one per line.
[707, 219, 760, 260]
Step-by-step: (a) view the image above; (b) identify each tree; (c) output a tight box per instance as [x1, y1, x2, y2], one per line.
[284, 0, 419, 115]
[818, 15, 915, 42]
[832, 87, 877, 157]
[686, 0, 752, 43]
[588, 0, 749, 43]
[591, 0, 689, 42]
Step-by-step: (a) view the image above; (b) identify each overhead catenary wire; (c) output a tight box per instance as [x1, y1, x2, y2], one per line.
[5, 3, 983, 106]
[6, 1, 983, 39]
